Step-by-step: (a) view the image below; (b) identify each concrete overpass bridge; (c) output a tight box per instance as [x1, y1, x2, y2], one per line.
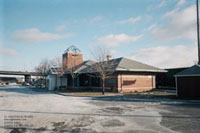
[0, 70, 45, 83]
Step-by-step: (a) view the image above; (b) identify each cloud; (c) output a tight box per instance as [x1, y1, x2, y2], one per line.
[55, 25, 66, 32]
[162, 8, 179, 18]
[96, 34, 142, 47]
[157, 1, 167, 8]
[118, 16, 141, 24]
[147, 24, 157, 31]
[151, 5, 196, 41]
[88, 16, 103, 23]
[129, 44, 198, 68]
[177, 0, 186, 7]
[14, 28, 72, 42]
[147, 1, 167, 11]
[0, 48, 18, 56]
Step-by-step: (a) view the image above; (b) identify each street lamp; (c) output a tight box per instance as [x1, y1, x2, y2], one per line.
[196, 0, 200, 64]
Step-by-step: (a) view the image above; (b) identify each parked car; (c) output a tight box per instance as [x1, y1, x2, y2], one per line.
[39, 84, 45, 88]
[22, 82, 30, 86]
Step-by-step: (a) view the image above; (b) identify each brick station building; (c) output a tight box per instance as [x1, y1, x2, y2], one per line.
[47, 49, 166, 92]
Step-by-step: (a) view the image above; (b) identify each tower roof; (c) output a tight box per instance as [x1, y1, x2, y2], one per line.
[64, 45, 81, 53]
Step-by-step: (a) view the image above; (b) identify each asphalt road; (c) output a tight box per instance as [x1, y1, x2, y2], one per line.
[0, 85, 200, 133]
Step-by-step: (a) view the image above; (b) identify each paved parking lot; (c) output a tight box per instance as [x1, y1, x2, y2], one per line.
[0, 85, 200, 133]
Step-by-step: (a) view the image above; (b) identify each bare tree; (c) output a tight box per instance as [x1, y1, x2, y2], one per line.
[90, 47, 116, 95]
[35, 58, 52, 87]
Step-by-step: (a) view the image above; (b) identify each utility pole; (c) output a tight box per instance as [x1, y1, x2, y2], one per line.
[196, 0, 200, 64]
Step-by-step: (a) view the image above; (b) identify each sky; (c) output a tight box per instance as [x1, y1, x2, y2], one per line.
[0, 0, 199, 71]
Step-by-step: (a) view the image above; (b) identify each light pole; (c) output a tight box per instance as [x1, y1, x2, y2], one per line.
[196, 0, 200, 64]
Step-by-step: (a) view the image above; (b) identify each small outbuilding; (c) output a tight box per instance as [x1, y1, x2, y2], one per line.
[46, 68, 67, 91]
[174, 65, 200, 98]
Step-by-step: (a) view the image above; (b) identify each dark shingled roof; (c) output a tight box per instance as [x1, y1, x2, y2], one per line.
[115, 57, 166, 72]
[73, 60, 96, 73]
[74, 57, 166, 73]
[49, 67, 62, 74]
[175, 65, 200, 77]
[49, 57, 166, 74]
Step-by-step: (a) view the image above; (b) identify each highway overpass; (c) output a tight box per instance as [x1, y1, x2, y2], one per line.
[0, 70, 45, 83]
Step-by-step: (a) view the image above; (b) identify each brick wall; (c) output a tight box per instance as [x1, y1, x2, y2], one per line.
[117, 73, 156, 93]
[62, 52, 83, 70]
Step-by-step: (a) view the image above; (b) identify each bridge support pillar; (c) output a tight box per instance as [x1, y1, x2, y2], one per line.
[25, 75, 31, 83]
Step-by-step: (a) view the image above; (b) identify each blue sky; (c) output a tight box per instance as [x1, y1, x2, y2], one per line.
[0, 0, 198, 71]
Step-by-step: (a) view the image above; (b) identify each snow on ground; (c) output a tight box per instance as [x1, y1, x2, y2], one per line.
[0, 85, 191, 132]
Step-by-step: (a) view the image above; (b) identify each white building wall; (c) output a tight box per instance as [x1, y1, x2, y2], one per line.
[46, 75, 56, 91]
[47, 74, 67, 90]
